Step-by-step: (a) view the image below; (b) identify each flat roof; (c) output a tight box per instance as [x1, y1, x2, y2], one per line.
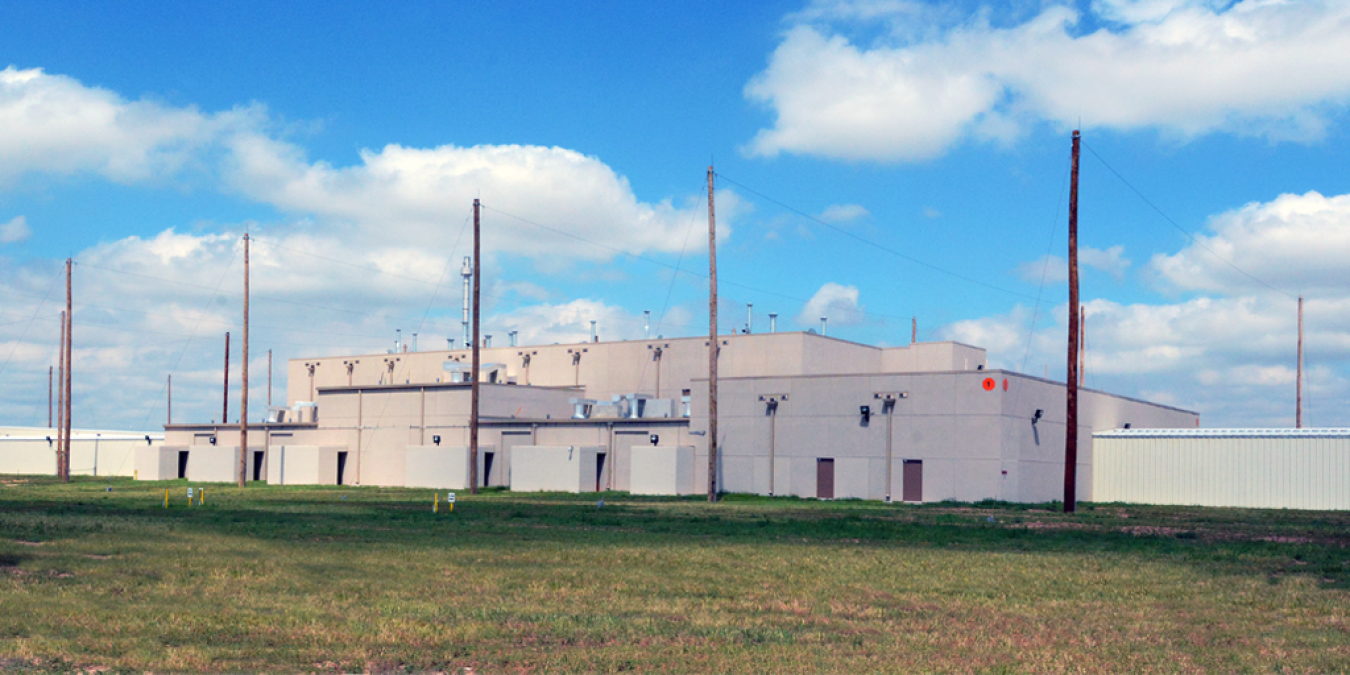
[1095, 428, 1350, 439]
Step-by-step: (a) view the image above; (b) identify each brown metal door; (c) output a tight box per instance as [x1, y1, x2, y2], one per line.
[816, 458, 835, 499]
[902, 460, 922, 502]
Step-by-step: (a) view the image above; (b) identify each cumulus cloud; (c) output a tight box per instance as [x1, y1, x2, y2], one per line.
[746, 1, 1350, 161]
[939, 294, 1350, 426]
[1016, 245, 1131, 283]
[797, 282, 867, 327]
[1151, 191, 1350, 294]
[817, 203, 869, 222]
[0, 68, 732, 429]
[0, 66, 258, 185]
[0, 215, 31, 243]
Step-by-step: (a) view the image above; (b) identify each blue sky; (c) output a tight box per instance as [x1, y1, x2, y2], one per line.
[3, 0, 1350, 430]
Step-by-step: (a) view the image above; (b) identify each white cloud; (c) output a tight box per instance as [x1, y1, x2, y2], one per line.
[0, 68, 738, 429]
[817, 203, 870, 222]
[224, 134, 733, 262]
[0, 215, 30, 243]
[797, 282, 867, 327]
[0, 66, 258, 185]
[1151, 191, 1350, 294]
[1016, 245, 1131, 283]
[939, 294, 1350, 427]
[746, 1, 1350, 161]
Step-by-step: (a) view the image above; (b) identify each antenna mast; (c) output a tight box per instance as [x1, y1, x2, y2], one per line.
[1064, 130, 1081, 514]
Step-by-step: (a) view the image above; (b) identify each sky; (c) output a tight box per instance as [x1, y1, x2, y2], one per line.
[3, 0, 1350, 431]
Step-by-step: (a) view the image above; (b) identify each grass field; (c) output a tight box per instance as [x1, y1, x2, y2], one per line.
[1, 476, 1348, 673]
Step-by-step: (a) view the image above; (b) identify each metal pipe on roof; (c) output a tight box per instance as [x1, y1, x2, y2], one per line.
[461, 256, 472, 348]
[769, 313, 777, 333]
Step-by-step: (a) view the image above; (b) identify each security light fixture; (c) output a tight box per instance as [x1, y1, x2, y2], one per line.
[649, 434, 659, 446]
[1123, 423, 1131, 429]
[209, 436, 218, 445]
[145, 435, 152, 445]
[1032, 409, 1044, 424]
[433, 435, 442, 446]
[860, 405, 871, 422]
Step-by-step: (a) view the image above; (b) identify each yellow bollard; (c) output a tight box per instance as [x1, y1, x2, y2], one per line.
[434, 493, 439, 514]
[200, 488, 205, 506]
[164, 489, 168, 508]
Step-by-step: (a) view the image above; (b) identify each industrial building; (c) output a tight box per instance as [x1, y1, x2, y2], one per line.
[148, 331, 1199, 503]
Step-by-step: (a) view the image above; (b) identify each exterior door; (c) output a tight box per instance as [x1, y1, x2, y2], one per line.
[816, 458, 835, 499]
[902, 460, 923, 502]
[499, 431, 532, 487]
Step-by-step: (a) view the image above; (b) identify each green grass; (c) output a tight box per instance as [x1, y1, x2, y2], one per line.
[2, 476, 1348, 673]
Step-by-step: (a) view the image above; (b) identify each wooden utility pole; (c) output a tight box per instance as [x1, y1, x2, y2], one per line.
[62, 259, 72, 483]
[239, 233, 249, 487]
[470, 199, 481, 495]
[1079, 306, 1086, 387]
[222, 332, 230, 424]
[707, 166, 719, 502]
[1297, 295, 1304, 428]
[1064, 130, 1081, 514]
[57, 311, 65, 477]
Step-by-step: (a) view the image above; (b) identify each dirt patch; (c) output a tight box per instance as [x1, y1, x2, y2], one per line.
[1007, 521, 1094, 531]
[1120, 526, 1189, 537]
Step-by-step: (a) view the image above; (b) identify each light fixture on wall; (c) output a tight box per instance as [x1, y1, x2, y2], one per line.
[1032, 409, 1043, 425]
[649, 434, 659, 446]
[859, 405, 871, 423]
[433, 435, 442, 446]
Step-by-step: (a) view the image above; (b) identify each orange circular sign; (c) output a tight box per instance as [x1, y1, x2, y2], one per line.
[982, 378, 996, 391]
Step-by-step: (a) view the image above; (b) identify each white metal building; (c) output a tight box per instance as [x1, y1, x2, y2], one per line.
[1093, 428, 1350, 510]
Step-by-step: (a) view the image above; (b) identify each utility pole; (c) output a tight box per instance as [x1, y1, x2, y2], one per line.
[62, 259, 72, 483]
[57, 311, 65, 477]
[1297, 295, 1304, 428]
[48, 366, 52, 429]
[912, 317, 917, 344]
[1079, 306, 1086, 387]
[239, 233, 249, 487]
[167, 375, 172, 426]
[222, 332, 230, 426]
[1064, 130, 1081, 514]
[268, 349, 273, 408]
[470, 199, 481, 495]
[707, 166, 719, 502]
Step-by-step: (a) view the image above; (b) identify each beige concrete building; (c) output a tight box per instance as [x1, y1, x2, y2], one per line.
[152, 331, 1197, 503]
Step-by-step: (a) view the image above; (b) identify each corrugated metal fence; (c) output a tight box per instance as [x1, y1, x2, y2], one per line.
[1093, 429, 1350, 510]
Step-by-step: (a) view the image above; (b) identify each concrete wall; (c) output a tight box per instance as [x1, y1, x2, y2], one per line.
[688, 370, 1195, 503]
[286, 333, 987, 409]
[267, 446, 342, 485]
[403, 445, 492, 489]
[185, 446, 260, 483]
[134, 447, 178, 480]
[510, 445, 604, 493]
[630, 446, 695, 495]
[1093, 430, 1350, 510]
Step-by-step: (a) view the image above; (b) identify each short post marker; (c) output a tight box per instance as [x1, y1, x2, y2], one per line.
[434, 493, 439, 514]
[200, 488, 205, 506]
[187, 487, 194, 507]
[164, 489, 168, 508]
[447, 492, 456, 513]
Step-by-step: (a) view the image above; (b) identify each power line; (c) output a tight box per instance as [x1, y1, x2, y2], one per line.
[713, 172, 1042, 302]
[1080, 140, 1296, 301]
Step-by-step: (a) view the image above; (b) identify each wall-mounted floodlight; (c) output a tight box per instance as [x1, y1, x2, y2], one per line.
[209, 436, 218, 445]
[46, 436, 53, 447]
[859, 405, 871, 422]
[433, 435, 442, 446]
[649, 434, 659, 446]
[145, 435, 152, 445]
[1032, 409, 1044, 424]
[1123, 423, 1131, 429]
